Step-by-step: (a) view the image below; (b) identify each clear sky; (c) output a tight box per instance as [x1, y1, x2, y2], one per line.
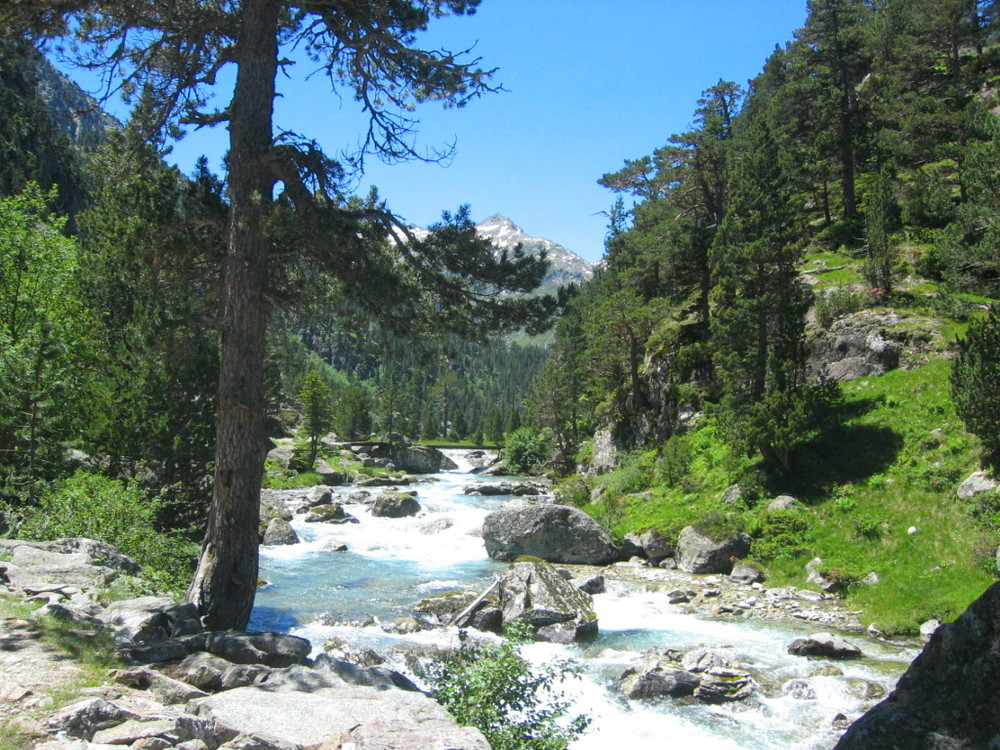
[85, 1, 810, 264]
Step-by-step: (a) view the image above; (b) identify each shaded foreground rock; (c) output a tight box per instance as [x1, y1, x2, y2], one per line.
[482, 499, 619, 564]
[190, 684, 489, 750]
[834, 581, 1000, 750]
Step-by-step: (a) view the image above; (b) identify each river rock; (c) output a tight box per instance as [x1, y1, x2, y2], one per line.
[730, 562, 765, 585]
[463, 481, 550, 497]
[694, 666, 756, 703]
[623, 528, 673, 562]
[370, 492, 421, 518]
[496, 560, 598, 642]
[322, 636, 385, 667]
[834, 581, 1000, 749]
[675, 526, 751, 574]
[169, 652, 272, 692]
[681, 648, 736, 673]
[805, 557, 844, 593]
[313, 459, 347, 485]
[302, 503, 357, 524]
[258, 492, 293, 525]
[46, 697, 141, 740]
[481, 499, 619, 565]
[110, 666, 210, 704]
[787, 632, 863, 659]
[262, 518, 299, 545]
[95, 596, 200, 644]
[619, 654, 699, 700]
[391, 445, 457, 474]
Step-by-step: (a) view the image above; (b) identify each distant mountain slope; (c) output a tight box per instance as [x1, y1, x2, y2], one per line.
[34, 55, 120, 149]
[475, 213, 593, 293]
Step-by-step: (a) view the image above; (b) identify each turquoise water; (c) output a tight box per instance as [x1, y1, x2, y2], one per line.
[250, 451, 915, 749]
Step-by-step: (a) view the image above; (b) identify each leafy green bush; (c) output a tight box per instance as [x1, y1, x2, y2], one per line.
[503, 428, 554, 474]
[429, 622, 590, 750]
[13, 471, 198, 594]
[604, 450, 653, 496]
[746, 509, 809, 562]
[853, 514, 883, 540]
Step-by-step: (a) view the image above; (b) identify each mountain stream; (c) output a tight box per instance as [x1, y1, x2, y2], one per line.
[250, 450, 916, 749]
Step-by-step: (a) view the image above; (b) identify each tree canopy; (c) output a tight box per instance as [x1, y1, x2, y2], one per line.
[5, 0, 554, 629]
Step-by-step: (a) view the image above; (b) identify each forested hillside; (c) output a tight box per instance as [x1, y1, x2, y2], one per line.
[522, 0, 1000, 632]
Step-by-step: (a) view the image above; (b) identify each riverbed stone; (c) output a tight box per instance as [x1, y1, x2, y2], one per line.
[370, 492, 421, 518]
[619, 655, 699, 700]
[262, 518, 299, 546]
[481, 499, 619, 565]
[788, 632, 863, 659]
[675, 526, 751, 574]
[694, 666, 756, 703]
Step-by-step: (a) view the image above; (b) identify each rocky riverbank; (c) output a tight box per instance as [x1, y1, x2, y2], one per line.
[0, 537, 488, 750]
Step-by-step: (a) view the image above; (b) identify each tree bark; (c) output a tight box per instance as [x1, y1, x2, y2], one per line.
[185, 0, 279, 631]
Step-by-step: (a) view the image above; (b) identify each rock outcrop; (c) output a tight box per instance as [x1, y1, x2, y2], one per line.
[481, 499, 619, 564]
[0, 536, 490, 750]
[834, 581, 1000, 749]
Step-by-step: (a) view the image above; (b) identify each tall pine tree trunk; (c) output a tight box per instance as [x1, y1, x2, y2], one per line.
[185, 0, 278, 631]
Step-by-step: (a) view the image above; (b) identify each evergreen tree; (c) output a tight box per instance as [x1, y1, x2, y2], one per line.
[951, 307, 1000, 462]
[296, 369, 333, 467]
[7, 1, 555, 629]
[710, 115, 811, 470]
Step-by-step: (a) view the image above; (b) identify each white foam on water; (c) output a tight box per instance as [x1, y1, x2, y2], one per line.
[254, 448, 913, 750]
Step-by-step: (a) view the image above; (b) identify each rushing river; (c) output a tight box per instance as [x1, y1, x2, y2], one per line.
[250, 450, 916, 749]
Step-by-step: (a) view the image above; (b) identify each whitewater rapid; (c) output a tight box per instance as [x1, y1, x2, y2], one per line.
[251, 449, 914, 749]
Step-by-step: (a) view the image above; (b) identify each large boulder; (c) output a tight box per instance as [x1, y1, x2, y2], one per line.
[619, 653, 699, 700]
[834, 581, 1000, 749]
[262, 517, 299, 545]
[391, 445, 458, 474]
[370, 492, 421, 518]
[496, 560, 599, 642]
[481, 499, 619, 565]
[675, 526, 751, 574]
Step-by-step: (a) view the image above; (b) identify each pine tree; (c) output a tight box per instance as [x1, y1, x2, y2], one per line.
[297, 369, 333, 467]
[711, 114, 812, 470]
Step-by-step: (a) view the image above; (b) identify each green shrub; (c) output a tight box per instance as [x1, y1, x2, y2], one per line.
[503, 428, 554, 474]
[429, 622, 590, 750]
[14, 471, 198, 594]
[656, 435, 693, 487]
[746, 509, 809, 562]
[853, 514, 883, 540]
[605, 450, 653, 496]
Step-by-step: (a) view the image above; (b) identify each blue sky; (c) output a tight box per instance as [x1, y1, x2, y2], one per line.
[82, 1, 809, 263]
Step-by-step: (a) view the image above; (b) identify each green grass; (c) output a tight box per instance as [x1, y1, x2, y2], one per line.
[571, 358, 996, 634]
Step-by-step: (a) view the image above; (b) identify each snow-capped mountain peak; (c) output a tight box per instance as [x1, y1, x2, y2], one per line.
[474, 214, 593, 290]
